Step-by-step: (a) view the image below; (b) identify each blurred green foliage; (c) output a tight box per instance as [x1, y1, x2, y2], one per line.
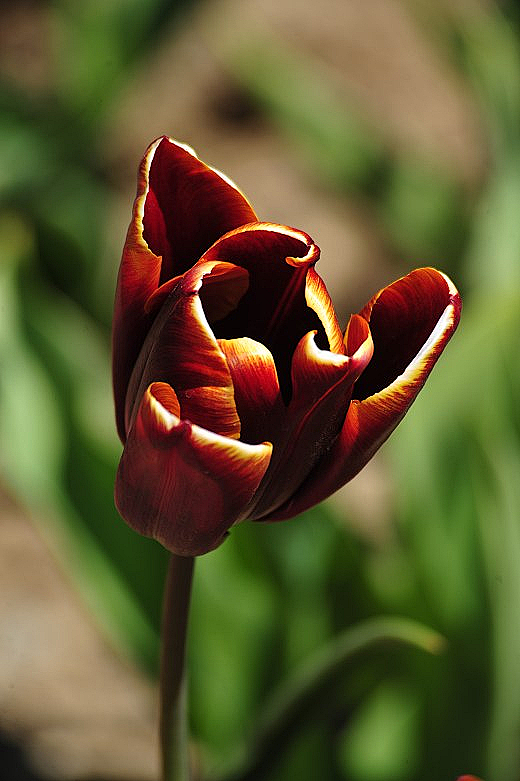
[2, 1, 520, 780]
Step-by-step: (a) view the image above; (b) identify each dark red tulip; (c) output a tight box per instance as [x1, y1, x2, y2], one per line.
[113, 137, 461, 556]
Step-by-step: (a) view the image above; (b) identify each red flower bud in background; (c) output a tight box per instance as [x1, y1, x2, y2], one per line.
[113, 137, 461, 556]
[456, 777, 484, 781]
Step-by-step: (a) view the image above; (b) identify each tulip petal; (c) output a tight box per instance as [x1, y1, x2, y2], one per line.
[344, 313, 372, 355]
[353, 267, 459, 401]
[113, 137, 257, 441]
[115, 383, 273, 556]
[266, 269, 461, 520]
[200, 222, 343, 402]
[125, 261, 247, 441]
[305, 267, 345, 355]
[218, 337, 285, 446]
[249, 321, 373, 518]
[143, 138, 257, 284]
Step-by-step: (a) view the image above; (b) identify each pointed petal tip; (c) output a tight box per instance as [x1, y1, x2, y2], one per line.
[304, 268, 344, 355]
[161, 136, 255, 204]
[143, 135, 257, 220]
[344, 314, 374, 364]
[120, 136, 259, 302]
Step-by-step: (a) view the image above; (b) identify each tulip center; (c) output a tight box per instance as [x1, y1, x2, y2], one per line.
[201, 261, 328, 403]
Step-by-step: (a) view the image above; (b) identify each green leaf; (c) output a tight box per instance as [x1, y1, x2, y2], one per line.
[0, 212, 164, 670]
[338, 680, 420, 781]
[212, 616, 444, 781]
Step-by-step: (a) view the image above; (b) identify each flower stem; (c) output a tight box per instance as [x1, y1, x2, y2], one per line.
[160, 553, 195, 781]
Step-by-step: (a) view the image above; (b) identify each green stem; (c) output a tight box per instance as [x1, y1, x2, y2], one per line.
[160, 553, 195, 781]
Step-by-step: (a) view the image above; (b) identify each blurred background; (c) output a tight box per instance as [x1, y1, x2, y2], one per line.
[1, 0, 520, 779]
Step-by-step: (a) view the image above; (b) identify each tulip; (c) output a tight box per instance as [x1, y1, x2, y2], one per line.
[113, 136, 461, 557]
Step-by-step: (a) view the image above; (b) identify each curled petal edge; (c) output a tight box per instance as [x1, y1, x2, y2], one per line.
[115, 383, 273, 556]
[267, 272, 461, 521]
[247, 323, 374, 519]
[125, 261, 244, 440]
[218, 336, 285, 447]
